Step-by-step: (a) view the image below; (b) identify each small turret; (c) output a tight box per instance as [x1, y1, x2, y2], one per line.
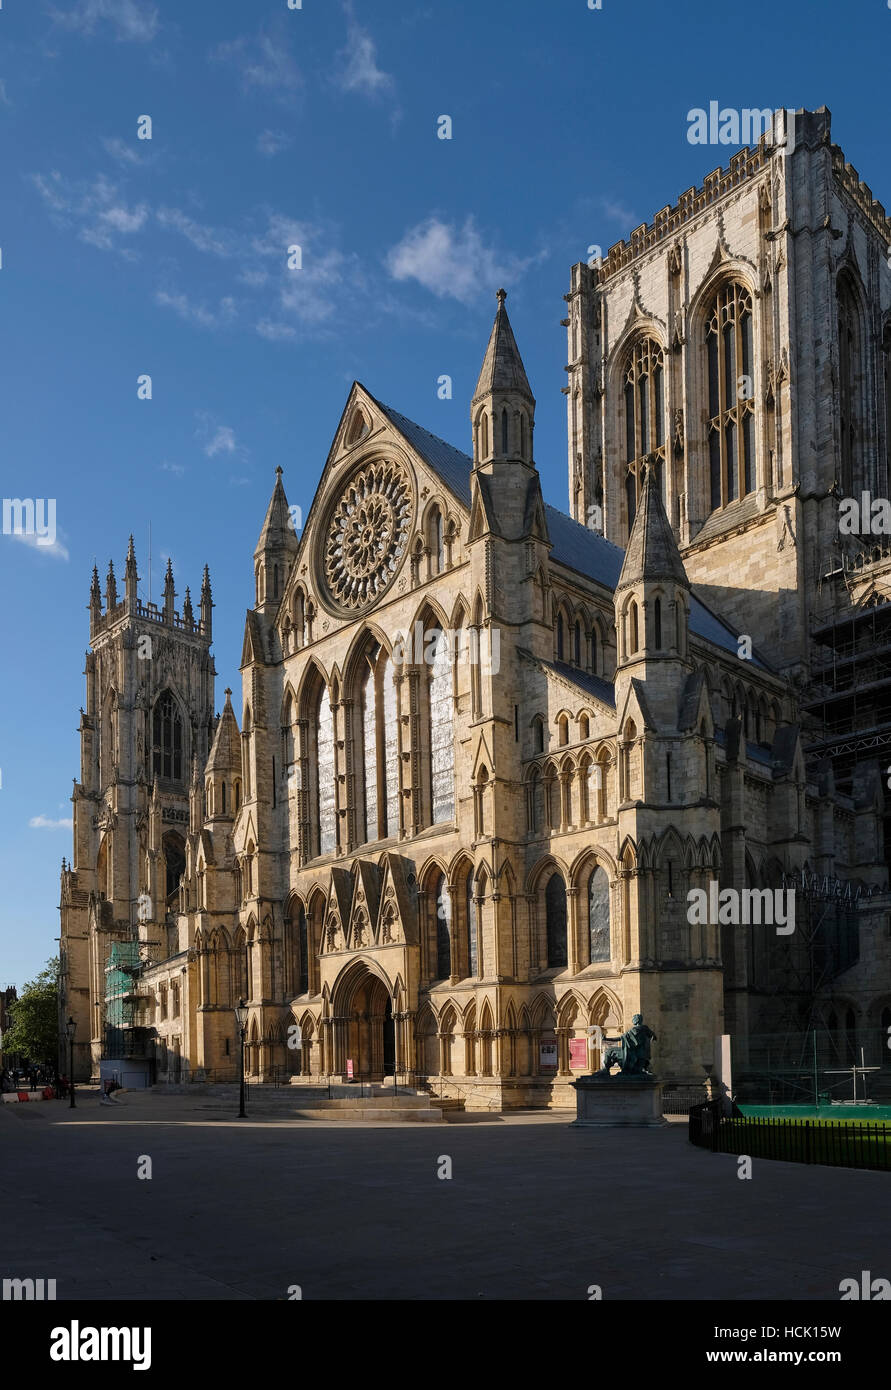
[125, 535, 139, 609]
[200, 565, 213, 637]
[89, 565, 103, 628]
[253, 467, 298, 617]
[204, 689, 242, 823]
[471, 288, 535, 468]
[183, 586, 194, 632]
[105, 560, 118, 612]
[163, 558, 176, 624]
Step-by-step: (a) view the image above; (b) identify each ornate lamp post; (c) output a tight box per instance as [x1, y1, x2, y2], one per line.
[65, 1017, 76, 1109]
[234, 998, 248, 1118]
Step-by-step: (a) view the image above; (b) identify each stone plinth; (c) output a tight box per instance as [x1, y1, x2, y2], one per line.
[569, 1073, 667, 1128]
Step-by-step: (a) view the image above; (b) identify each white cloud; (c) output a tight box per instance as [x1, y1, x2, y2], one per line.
[386, 216, 535, 305]
[5, 530, 69, 561]
[30, 815, 74, 830]
[102, 136, 142, 165]
[156, 206, 232, 257]
[50, 0, 159, 43]
[257, 129, 292, 158]
[155, 289, 237, 330]
[205, 426, 237, 457]
[211, 31, 301, 102]
[160, 461, 185, 476]
[335, 22, 394, 99]
[256, 318, 297, 342]
[30, 170, 148, 253]
[0, 80, 11, 108]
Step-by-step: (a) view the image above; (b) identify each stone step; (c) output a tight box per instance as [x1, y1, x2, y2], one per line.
[292, 1105, 444, 1122]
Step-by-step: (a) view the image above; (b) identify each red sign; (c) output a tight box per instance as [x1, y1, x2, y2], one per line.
[346, 1059, 354, 1080]
[569, 1039, 588, 1070]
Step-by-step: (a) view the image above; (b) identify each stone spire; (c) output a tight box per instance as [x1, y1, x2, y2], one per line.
[471, 289, 535, 467]
[473, 289, 534, 404]
[200, 565, 213, 637]
[105, 560, 117, 611]
[125, 535, 139, 608]
[163, 558, 176, 623]
[254, 467, 298, 616]
[616, 464, 689, 594]
[89, 565, 103, 626]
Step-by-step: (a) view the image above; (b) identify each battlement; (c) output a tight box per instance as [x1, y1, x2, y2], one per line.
[581, 107, 890, 285]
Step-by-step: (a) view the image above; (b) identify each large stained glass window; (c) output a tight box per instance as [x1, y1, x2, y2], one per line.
[588, 866, 611, 963]
[362, 659, 378, 842]
[706, 283, 755, 510]
[297, 904, 308, 994]
[383, 658, 399, 838]
[429, 629, 455, 824]
[317, 687, 336, 856]
[623, 338, 666, 538]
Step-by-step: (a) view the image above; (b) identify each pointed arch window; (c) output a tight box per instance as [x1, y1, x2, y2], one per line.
[573, 620, 582, 667]
[316, 687, 336, 856]
[706, 282, 755, 509]
[362, 645, 399, 842]
[588, 866, 611, 963]
[545, 873, 568, 969]
[434, 874, 451, 979]
[654, 597, 662, 648]
[629, 600, 639, 654]
[466, 872, 479, 977]
[623, 337, 666, 537]
[556, 611, 566, 661]
[838, 273, 864, 497]
[429, 629, 455, 824]
[297, 904, 309, 994]
[501, 408, 509, 455]
[152, 692, 183, 782]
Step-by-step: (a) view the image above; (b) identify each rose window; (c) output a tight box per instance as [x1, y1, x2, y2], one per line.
[323, 461, 412, 610]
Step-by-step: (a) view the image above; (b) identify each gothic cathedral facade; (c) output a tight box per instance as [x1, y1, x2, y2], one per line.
[60, 108, 890, 1105]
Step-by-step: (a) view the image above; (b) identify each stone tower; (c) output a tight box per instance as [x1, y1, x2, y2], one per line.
[59, 539, 216, 1078]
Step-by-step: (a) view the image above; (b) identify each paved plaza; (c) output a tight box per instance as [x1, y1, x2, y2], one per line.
[2, 1092, 888, 1301]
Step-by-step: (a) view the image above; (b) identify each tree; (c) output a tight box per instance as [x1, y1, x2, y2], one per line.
[2, 958, 59, 1065]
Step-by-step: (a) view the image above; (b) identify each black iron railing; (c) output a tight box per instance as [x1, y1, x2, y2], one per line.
[689, 1101, 890, 1172]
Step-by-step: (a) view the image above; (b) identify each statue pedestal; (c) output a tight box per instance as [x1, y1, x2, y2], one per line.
[569, 1073, 668, 1128]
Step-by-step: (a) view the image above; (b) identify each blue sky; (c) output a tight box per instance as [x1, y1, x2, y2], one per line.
[2, 0, 891, 986]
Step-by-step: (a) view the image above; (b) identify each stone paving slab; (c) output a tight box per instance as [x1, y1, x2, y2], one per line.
[2, 1093, 888, 1301]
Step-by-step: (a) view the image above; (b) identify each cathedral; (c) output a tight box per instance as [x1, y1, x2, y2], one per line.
[59, 107, 891, 1107]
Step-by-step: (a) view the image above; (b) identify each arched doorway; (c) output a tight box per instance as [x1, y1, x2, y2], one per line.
[334, 963, 397, 1081]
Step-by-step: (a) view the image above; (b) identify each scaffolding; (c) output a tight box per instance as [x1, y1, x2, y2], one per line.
[104, 940, 150, 1060]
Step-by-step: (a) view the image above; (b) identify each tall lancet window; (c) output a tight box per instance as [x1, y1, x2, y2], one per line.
[838, 273, 864, 497]
[466, 872, 479, 977]
[623, 337, 666, 537]
[435, 874, 451, 980]
[360, 644, 399, 842]
[383, 657, 399, 838]
[153, 692, 183, 782]
[429, 628, 455, 824]
[362, 655, 379, 843]
[588, 866, 611, 963]
[706, 282, 755, 510]
[316, 687, 336, 856]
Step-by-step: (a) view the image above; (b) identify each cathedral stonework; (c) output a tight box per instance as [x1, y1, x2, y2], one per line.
[59, 109, 891, 1105]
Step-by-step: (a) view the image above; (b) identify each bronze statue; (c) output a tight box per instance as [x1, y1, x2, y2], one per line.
[597, 1014, 657, 1076]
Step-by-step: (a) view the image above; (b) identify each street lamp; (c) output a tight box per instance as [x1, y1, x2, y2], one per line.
[65, 1017, 76, 1109]
[234, 998, 249, 1118]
